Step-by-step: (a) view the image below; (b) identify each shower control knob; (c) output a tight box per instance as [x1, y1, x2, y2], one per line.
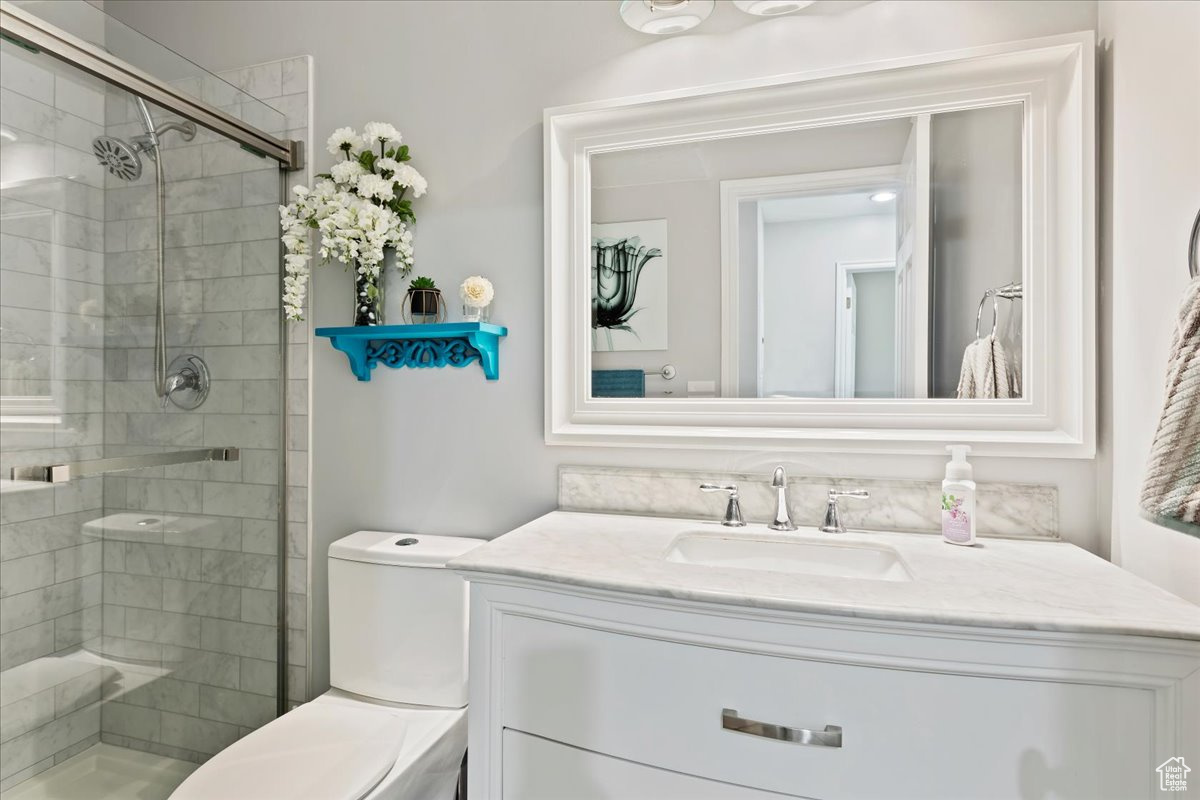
[163, 354, 211, 410]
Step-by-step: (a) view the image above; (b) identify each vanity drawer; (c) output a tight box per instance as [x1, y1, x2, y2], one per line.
[503, 729, 801, 799]
[499, 615, 1152, 799]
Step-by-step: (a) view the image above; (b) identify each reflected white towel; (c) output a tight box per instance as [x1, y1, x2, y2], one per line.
[1141, 277, 1200, 526]
[956, 334, 1020, 399]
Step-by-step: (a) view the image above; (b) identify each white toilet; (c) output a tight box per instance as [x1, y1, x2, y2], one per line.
[171, 531, 484, 800]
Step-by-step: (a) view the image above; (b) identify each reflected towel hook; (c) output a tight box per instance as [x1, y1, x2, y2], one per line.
[975, 282, 1023, 339]
[1189, 207, 1199, 278]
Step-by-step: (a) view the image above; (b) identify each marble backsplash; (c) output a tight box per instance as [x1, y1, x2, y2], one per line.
[559, 466, 1058, 539]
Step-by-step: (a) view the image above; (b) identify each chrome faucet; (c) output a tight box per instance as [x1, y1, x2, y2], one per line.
[699, 483, 745, 527]
[768, 466, 797, 531]
[820, 489, 870, 533]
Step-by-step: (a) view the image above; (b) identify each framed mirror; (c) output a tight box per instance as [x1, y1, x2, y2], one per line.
[546, 33, 1094, 456]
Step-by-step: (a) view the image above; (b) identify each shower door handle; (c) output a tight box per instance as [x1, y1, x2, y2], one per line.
[9, 447, 239, 483]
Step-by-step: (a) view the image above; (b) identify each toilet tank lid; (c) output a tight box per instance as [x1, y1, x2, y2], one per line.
[329, 530, 486, 568]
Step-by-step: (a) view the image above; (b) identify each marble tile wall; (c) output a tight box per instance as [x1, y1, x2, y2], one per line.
[0, 49, 108, 789]
[92, 55, 311, 764]
[559, 465, 1058, 539]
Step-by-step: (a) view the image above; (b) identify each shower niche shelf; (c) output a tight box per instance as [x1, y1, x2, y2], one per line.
[315, 322, 508, 382]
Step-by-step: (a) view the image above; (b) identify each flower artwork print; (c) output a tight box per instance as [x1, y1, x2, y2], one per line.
[591, 219, 668, 352]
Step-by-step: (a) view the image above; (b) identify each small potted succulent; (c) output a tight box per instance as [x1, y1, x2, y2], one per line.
[404, 276, 445, 324]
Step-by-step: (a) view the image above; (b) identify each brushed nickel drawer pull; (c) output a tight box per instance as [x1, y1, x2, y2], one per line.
[722, 708, 843, 748]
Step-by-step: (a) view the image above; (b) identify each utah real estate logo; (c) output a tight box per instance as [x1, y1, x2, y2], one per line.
[1158, 757, 1190, 792]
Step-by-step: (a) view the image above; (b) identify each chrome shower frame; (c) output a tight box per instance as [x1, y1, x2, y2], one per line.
[0, 2, 302, 168]
[1, 0, 305, 716]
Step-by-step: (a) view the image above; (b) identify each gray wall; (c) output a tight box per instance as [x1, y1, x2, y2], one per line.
[929, 104, 1024, 398]
[1099, 1, 1200, 603]
[102, 0, 1104, 697]
[590, 182, 719, 395]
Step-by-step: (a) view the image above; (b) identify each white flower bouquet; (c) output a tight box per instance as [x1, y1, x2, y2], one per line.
[279, 122, 427, 322]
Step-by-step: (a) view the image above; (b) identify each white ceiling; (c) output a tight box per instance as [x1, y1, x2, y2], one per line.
[591, 117, 912, 190]
[759, 190, 896, 223]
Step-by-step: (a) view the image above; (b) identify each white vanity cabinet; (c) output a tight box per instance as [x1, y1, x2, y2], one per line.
[462, 580, 1199, 800]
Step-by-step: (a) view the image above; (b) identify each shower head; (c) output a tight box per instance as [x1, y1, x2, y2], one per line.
[91, 100, 198, 181]
[92, 135, 142, 181]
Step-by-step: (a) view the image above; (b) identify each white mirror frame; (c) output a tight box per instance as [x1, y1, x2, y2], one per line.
[545, 32, 1095, 457]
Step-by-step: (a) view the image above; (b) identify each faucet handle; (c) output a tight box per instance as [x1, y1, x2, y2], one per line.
[821, 488, 869, 533]
[699, 483, 746, 527]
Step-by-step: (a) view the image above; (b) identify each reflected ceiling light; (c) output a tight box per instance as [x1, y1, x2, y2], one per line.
[0, 127, 17, 142]
[870, 191, 897, 203]
[732, 0, 815, 16]
[619, 0, 715, 35]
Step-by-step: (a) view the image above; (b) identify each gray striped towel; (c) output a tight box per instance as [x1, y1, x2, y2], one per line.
[1141, 277, 1200, 527]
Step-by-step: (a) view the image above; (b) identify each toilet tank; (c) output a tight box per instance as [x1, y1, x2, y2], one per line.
[328, 531, 484, 707]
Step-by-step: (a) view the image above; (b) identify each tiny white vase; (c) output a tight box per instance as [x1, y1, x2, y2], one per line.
[463, 303, 490, 323]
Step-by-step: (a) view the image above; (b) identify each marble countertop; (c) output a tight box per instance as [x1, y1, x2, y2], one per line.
[449, 511, 1200, 642]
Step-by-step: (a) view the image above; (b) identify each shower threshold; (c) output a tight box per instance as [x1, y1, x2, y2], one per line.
[1, 743, 196, 800]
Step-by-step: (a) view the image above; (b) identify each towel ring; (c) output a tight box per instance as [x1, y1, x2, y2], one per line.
[1189, 207, 1199, 278]
[975, 291, 1000, 339]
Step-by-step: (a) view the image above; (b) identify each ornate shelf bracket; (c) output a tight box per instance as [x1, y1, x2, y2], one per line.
[315, 322, 508, 382]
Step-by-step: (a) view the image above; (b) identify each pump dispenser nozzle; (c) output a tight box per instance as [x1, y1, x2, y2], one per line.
[945, 444, 973, 481]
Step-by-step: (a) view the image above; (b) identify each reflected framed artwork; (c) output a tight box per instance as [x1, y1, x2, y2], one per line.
[591, 219, 668, 352]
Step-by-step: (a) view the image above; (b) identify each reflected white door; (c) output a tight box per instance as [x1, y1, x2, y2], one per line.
[895, 114, 931, 397]
[835, 260, 896, 399]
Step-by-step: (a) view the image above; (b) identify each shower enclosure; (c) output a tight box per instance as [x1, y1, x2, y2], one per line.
[0, 1, 304, 796]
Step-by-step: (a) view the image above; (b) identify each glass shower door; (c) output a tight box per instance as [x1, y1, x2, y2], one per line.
[0, 3, 293, 795]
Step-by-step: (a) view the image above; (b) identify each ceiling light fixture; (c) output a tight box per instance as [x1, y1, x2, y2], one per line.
[619, 0, 715, 35]
[732, 0, 815, 16]
[870, 191, 897, 203]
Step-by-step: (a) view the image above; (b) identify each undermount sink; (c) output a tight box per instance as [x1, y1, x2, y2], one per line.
[664, 532, 913, 582]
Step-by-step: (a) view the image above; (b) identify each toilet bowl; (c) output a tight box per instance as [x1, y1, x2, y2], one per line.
[170, 532, 484, 800]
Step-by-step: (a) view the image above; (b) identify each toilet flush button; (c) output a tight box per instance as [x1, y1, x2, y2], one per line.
[395, 537, 419, 546]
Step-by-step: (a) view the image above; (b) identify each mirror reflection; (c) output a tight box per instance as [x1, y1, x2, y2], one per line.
[589, 104, 1023, 400]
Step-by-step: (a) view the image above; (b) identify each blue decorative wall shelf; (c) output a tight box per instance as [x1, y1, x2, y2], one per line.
[315, 322, 508, 382]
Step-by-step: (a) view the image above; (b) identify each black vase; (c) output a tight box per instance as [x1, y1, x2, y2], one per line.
[353, 269, 383, 327]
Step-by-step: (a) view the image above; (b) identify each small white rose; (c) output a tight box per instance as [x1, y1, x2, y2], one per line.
[459, 275, 494, 308]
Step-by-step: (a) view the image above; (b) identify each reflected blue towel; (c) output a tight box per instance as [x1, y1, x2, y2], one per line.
[592, 369, 645, 398]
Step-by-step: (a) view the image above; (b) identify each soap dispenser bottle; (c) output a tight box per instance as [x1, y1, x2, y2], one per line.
[941, 445, 976, 546]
